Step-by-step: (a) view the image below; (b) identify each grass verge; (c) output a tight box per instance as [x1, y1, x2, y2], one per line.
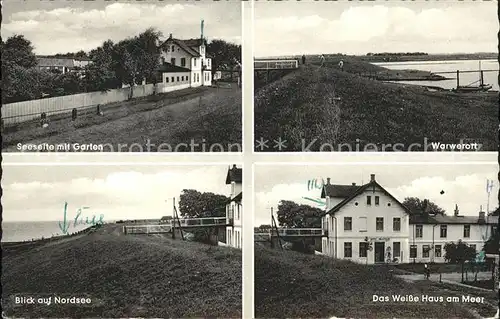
[2, 224, 242, 318]
[255, 245, 496, 318]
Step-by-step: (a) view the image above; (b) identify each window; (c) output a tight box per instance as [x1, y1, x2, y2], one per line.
[344, 217, 352, 231]
[165, 77, 169, 83]
[344, 242, 352, 258]
[177, 76, 179, 82]
[367, 196, 372, 205]
[393, 218, 401, 231]
[359, 242, 368, 257]
[410, 245, 417, 258]
[422, 245, 430, 258]
[463, 225, 470, 238]
[171, 58, 176, 65]
[359, 217, 367, 232]
[415, 225, 423, 238]
[435, 245, 442, 257]
[375, 196, 380, 205]
[181, 76, 184, 81]
[376, 217, 384, 231]
[440, 225, 447, 238]
[186, 75, 189, 82]
[181, 58, 186, 67]
[171, 45, 174, 52]
[171, 76, 175, 82]
[194, 58, 197, 67]
[393, 242, 401, 258]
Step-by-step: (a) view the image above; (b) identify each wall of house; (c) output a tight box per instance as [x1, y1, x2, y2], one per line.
[191, 71, 203, 87]
[322, 186, 410, 264]
[161, 42, 192, 68]
[226, 226, 242, 249]
[203, 71, 212, 86]
[408, 223, 492, 263]
[161, 72, 191, 91]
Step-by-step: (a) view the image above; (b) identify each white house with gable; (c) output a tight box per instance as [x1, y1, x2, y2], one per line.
[321, 174, 411, 264]
[226, 164, 242, 249]
[157, 21, 212, 92]
[320, 173, 498, 265]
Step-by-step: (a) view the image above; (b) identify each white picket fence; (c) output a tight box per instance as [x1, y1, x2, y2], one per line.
[2, 82, 190, 125]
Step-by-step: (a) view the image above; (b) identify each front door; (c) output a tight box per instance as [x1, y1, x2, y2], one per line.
[375, 242, 385, 263]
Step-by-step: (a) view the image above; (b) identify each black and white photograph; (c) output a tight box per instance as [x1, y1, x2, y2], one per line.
[1, 0, 242, 153]
[254, 157, 499, 318]
[2, 163, 243, 318]
[253, 1, 498, 152]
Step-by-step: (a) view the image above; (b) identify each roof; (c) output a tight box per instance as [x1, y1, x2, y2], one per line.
[323, 180, 412, 217]
[321, 184, 360, 198]
[158, 62, 190, 73]
[37, 57, 75, 67]
[410, 214, 499, 225]
[226, 165, 242, 184]
[161, 38, 201, 57]
[231, 192, 242, 203]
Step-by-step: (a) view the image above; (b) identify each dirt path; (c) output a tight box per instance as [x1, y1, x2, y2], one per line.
[3, 85, 241, 152]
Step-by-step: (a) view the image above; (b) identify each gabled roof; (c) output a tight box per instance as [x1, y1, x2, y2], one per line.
[321, 184, 360, 199]
[161, 38, 201, 57]
[226, 165, 242, 184]
[158, 62, 190, 73]
[37, 57, 75, 67]
[410, 214, 499, 225]
[323, 180, 412, 217]
[231, 192, 242, 203]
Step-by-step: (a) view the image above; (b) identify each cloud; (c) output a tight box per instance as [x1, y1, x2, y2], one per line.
[2, 166, 231, 222]
[2, 2, 241, 54]
[255, 4, 496, 56]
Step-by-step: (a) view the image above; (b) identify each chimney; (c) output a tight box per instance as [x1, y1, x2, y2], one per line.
[326, 178, 331, 185]
[169, 33, 173, 39]
[232, 164, 237, 170]
[478, 211, 486, 222]
[352, 182, 356, 186]
[454, 204, 459, 217]
[370, 174, 375, 182]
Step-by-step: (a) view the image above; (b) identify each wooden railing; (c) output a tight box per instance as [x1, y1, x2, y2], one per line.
[254, 60, 299, 70]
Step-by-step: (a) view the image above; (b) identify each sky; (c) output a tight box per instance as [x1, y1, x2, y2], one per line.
[2, 164, 237, 222]
[2, 0, 241, 55]
[254, 1, 498, 57]
[254, 160, 497, 227]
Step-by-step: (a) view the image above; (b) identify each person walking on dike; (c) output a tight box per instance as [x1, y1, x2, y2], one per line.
[302, 54, 306, 65]
[339, 59, 344, 71]
[320, 54, 325, 67]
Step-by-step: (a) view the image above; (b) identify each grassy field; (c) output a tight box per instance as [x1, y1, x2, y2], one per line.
[254, 57, 496, 152]
[2, 83, 242, 152]
[255, 245, 497, 318]
[2, 224, 242, 318]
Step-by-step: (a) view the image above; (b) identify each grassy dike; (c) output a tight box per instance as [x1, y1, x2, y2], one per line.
[254, 245, 497, 319]
[254, 58, 496, 152]
[2, 224, 242, 318]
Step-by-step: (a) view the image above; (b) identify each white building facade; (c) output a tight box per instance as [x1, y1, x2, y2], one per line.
[158, 32, 212, 90]
[226, 165, 242, 249]
[321, 174, 497, 265]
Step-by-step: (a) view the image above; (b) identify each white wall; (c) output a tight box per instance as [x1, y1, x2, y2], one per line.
[322, 186, 410, 264]
[162, 72, 190, 87]
[409, 223, 492, 263]
[161, 42, 192, 69]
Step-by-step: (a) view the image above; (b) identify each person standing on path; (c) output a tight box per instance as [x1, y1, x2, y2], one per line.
[302, 54, 306, 65]
[339, 59, 344, 71]
[320, 54, 325, 67]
